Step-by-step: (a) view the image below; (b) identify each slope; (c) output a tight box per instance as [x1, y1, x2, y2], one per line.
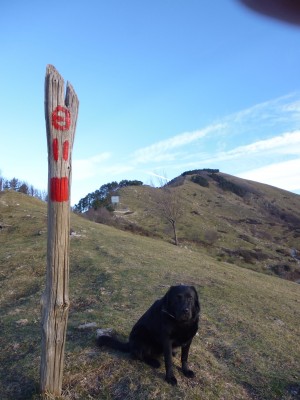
[0, 190, 299, 399]
[112, 171, 300, 281]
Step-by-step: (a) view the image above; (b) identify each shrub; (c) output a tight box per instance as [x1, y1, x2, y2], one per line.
[191, 175, 209, 187]
[181, 168, 219, 176]
[85, 207, 114, 225]
[204, 229, 218, 245]
[209, 174, 248, 197]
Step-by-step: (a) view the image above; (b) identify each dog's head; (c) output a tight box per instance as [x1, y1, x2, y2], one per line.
[163, 285, 200, 322]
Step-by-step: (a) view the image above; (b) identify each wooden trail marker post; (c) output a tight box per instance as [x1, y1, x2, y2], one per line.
[40, 65, 79, 396]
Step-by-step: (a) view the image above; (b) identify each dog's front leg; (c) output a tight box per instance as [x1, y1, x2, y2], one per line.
[163, 339, 177, 385]
[181, 340, 195, 378]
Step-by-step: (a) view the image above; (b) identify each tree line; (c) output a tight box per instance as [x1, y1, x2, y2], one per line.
[181, 168, 219, 176]
[0, 174, 47, 201]
[73, 179, 143, 213]
[74, 177, 184, 246]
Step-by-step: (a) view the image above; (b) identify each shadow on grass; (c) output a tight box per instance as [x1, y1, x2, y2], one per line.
[0, 367, 39, 400]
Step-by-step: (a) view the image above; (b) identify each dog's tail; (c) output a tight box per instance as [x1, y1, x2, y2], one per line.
[97, 335, 131, 352]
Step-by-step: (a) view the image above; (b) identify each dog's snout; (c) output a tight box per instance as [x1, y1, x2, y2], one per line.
[178, 306, 191, 321]
[183, 307, 190, 314]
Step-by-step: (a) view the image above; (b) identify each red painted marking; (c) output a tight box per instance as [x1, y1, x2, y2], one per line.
[50, 177, 69, 202]
[53, 138, 59, 161]
[63, 140, 69, 161]
[52, 106, 71, 131]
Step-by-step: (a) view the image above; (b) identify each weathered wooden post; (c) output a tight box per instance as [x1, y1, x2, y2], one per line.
[40, 65, 79, 396]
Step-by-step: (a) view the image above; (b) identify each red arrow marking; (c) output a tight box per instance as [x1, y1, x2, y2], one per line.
[52, 106, 71, 131]
[50, 177, 69, 202]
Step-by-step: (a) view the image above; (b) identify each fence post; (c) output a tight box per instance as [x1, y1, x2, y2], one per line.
[40, 65, 79, 396]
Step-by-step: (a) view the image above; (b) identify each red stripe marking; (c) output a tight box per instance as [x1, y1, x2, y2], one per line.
[63, 140, 69, 161]
[50, 177, 69, 202]
[53, 138, 59, 161]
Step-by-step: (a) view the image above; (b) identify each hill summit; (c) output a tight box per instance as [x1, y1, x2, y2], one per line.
[81, 170, 300, 282]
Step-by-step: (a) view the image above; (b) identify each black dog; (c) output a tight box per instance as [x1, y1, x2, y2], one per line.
[97, 285, 200, 385]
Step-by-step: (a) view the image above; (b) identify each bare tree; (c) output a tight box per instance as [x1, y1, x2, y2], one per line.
[151, 176, 183, 245]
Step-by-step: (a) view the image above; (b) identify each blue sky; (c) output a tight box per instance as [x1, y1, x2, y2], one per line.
[0, 0, 299, 205]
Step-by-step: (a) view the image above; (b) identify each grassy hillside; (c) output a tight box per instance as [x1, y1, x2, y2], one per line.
[0, 190, 300, 399]
[110, 172, 300, 281]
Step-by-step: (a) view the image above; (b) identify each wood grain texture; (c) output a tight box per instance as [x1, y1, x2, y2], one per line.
[40, 65, 79, 396]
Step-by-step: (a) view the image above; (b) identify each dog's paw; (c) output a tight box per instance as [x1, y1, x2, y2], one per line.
[165, 375, 177, 385]
[183, 369, 195, 378]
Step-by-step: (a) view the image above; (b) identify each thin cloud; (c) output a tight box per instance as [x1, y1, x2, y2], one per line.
[215, 130, 300, 162]
[132, 124, 225, 164]
[174, 129, 300, 193]
[71, 92, 300, 201]
[227, 93, 299, 124]
[216, 93, 300, 147]
[237, 158, 300, 192]
[281, 100, 300, 115]
[146, 171, 169, 180]
[73, 152, 111, 180]
[158, 130, 300, 172]
[131, 93, 300, 168]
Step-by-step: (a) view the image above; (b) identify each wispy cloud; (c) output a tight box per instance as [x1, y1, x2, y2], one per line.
[237, 159, 300, 192]
[73, 152, 111, 180]
[73, 152, 134, 182]
[226, 93, 300, 126]
[210, 130, 300, 163]
[236, 131, 300, 153]
[145, 171, 169, 181]
[130, 93, 300, 169]
[131, 124, 225, 164]
[72, 92, 300, 201]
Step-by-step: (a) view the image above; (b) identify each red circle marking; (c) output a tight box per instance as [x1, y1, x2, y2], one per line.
[52, 106, 71, 131]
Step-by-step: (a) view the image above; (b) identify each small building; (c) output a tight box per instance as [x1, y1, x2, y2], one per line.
[111, 196, 120, 207]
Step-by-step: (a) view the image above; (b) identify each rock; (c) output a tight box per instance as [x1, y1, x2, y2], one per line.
[78, 322, 97, 330]
[96, 328, 114, 338]
[274, 318, 285, 326]
[16, 319, 29, 326]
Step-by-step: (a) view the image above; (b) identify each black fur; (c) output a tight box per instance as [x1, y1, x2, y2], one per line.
[97, 285, 200, 385]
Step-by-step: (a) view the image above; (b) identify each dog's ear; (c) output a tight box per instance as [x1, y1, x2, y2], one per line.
[162, 286, 174, 312]
[191, 286, 200, 316]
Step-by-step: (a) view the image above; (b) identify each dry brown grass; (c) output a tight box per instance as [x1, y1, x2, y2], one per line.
[0, 190, 300, 399]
